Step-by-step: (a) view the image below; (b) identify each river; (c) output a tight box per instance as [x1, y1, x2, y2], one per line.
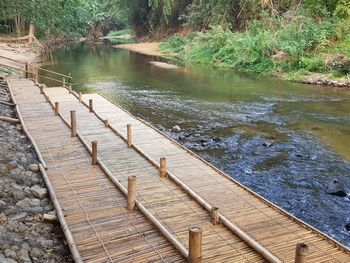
[41, 42, 350, 247]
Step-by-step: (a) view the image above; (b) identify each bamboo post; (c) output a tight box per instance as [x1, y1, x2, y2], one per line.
[127, 124, 132, 148]
[62, 77, 65, 88]
[160, 157, 167, 178]
[70, 111, 77, 137]
[91, 140, 97, 165]
[295, 243, 309, 263]
[103, 119, 109, 128]
[54, 102, 59, 116]
[79, 92, 82, 103]
[25, 63, 28, 78]
[189, 227, 202, 263]
[89, 99, 93, 112]
[127, 176, 136, 210]
[210, 207, 220, 225]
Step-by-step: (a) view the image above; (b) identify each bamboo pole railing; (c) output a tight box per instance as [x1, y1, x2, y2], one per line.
[72, 94, 282, 263]
[95, 92, 350, 255]
[44, 97, 190, 260]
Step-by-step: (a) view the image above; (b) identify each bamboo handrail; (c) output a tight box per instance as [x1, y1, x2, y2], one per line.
[45, 97, 189, 259]
[71, 92, 282, 263]
[0, 54, 71, 79]
[96, 92, 350, 255]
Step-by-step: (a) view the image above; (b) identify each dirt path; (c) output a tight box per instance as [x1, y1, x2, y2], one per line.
[0, 43, 41, 71]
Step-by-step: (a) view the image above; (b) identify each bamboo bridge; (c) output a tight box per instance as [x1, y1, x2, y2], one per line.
[1, 57, 350, 263]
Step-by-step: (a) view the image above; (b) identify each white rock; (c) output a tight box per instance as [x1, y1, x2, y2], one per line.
[27, 164, 39, 173]
[30, 185, 47, 199]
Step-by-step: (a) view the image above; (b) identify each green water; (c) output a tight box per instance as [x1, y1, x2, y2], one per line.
[41, 42, 350, 246]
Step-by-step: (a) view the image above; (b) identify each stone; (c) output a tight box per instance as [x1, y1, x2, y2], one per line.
[30, 185, 47, 199]
[0, 213, 7, 224]
[7, 161, 17, 170]
[326, 180, 347, 197]
[262, 140, 274, 147]
[30, 247, 43, 259]
[4, 249, 16, 259]
[15, 198, 40, 208]
[346, 223, 350, 232]
[27, 164, 39, 173]
[172, 125, 181, 132]
[0, 199, 6, 206]
[18, 247, 31, 262]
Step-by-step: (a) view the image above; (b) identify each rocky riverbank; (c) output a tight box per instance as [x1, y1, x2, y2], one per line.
[0, 78, 72, 263]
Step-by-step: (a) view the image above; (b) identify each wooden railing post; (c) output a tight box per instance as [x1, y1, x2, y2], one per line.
[54, 102, 59, 116]
[68, 72, 71, 85]
[45, 94, 49, 103]
[295, 243, 309, 263]
[70, 111, 77, 137]
[39, 84, 44, 94]
[127, 124, 132, 148]
[210, 207, 220, 225]
[68, 85, 72, 94]
[62, 77, 65, 88]
[25, 63, 28, 78]
[189, 227, 202, 263]
[89, 99, 93, 112]
[79, 92, 82, 103]
[127, 176, 136, 210]
[91, 140, 97, 165]
[160, 157, 167, 178]
[35, 74, 38, 85]
[103, 119, 109, 128]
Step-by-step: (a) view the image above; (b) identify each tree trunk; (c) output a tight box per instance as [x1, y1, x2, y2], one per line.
[28, 22, 35, 43]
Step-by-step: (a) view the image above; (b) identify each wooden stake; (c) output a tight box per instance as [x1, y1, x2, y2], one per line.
[62, 77, 65, 88]
[91, 140, 97, 165]
[127, 176, 136, 210]
[210, 207, 220, 225]
[103, 119, 109, 128]
[70, 111, 77, 137]
[79, 92, 82, 103]
[295, 243, 309, 263]
[89, 99, 93, 112]
[25, 63, 28, 78]
[160, 157, 167, 178]
[127, 124, 132, 148]
[54, 102, 59, 116]
[189, 227, 202, 263]
[68, 85, 72, 94]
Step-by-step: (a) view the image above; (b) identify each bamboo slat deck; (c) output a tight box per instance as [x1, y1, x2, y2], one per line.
[42, 89, 266, 262]
[8, 79, 350, 263]
[9, 79, 184, 263]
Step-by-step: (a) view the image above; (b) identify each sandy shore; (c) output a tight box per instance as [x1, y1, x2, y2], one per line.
[115, 42, 177, 58]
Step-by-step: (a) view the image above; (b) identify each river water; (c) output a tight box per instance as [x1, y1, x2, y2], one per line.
[41, 42, 350, 247]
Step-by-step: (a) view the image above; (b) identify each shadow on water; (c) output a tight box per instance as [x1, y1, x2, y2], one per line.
[41, 42, 350, 247]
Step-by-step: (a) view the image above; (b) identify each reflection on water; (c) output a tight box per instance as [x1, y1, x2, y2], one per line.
[41, 42, 350, 246]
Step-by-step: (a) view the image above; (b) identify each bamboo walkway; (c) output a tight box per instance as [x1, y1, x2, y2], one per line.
[7, 78, 350, 263]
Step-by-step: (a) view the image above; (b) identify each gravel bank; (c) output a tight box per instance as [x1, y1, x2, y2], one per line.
[0, 78, 72, 263]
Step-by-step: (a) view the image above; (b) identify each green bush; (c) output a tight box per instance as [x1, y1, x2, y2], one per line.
[159, 35, 187, 53]
[107, 29, 132, 37]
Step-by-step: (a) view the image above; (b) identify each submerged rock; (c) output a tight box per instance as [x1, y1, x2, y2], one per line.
[326, 180, 347, 197]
